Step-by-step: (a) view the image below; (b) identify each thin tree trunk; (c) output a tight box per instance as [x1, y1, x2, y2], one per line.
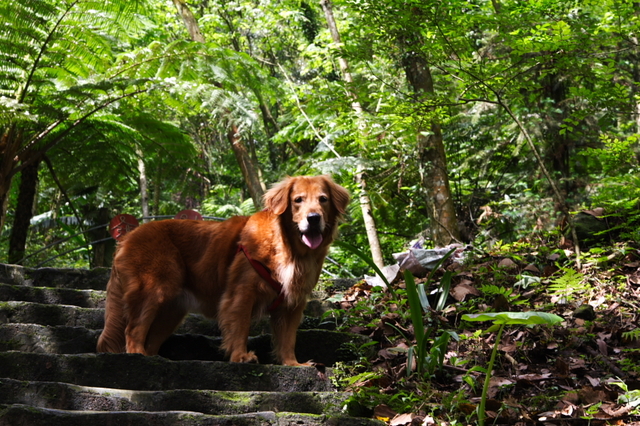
[355, 166, 384, 268]
[402, 50, 461, 247]
[89, 207, 113, 268]
[137, 148, 150, 223]
[8, 159, 40, 264]
[171, 0, 205, 42]
[153, 162, 161, 217]
[228, 125, 265, 208]
[632, 36, 640, 135]
[172, 0, 265, 210]
[320, 0, 384, 268]
[0, 127, 20, 234]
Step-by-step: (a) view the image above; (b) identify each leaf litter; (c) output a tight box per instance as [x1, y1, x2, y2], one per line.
[327, 240, 640, 425]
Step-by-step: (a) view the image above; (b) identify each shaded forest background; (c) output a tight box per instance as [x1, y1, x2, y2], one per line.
[0, 0, 639, 271]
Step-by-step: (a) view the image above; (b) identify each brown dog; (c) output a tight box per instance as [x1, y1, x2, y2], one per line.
[96, 175, 349, 366]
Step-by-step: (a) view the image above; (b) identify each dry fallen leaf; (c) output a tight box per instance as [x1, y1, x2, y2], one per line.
[498, 258, 517, 269]
[390, 413, 415, 426]
[451, 282, 480, 302]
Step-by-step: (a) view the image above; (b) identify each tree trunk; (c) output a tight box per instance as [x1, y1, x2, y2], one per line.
[355, 166, 384, 268]
[171, 0, 205, 42]
[153, 162, 161, 217]
[89, 207, 114, 268]
[0, 128, 21, 234]
[172, 0, 266, 210]
[8, 160, 40, 264]
[320, 0, 385, 268]
[137, 148, 150, 223]
[228, 125, 265, 208]
[402, 50, 460, 247]
[542, 73, 572, 195]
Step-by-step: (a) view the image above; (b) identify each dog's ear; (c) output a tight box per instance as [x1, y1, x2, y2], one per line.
[325, 176, 350, 215]
[263, 177, 292, 215]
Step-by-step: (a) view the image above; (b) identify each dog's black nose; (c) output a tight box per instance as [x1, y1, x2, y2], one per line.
[307, 213, 321, 225]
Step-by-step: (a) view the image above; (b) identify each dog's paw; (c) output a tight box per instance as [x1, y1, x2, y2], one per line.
[282, 359, 315, 367]
[231, 351, 259, 363]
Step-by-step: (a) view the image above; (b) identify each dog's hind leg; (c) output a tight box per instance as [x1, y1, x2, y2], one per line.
[97, 276, 127, 353]
[124, 294, 160, 355]
[143, 297, 188, 355]
[121, 263, 186, 355]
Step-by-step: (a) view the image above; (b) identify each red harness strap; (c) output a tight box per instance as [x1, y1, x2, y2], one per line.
[236, 244, 285, 312]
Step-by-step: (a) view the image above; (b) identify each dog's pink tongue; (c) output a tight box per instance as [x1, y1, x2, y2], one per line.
[302, 233, 323, 249]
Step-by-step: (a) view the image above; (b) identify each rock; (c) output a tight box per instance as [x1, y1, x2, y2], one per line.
[572, 304, 596, 321]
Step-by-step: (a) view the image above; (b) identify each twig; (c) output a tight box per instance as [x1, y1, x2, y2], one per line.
[582, 344, 627, 379]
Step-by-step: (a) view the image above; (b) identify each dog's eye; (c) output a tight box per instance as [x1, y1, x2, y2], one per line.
[294, 196, 303, 203]
[319, 195, 328, 203]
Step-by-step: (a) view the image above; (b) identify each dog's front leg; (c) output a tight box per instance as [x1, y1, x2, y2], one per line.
[218, 291, 259, 363]
[270, 302, 309, 366]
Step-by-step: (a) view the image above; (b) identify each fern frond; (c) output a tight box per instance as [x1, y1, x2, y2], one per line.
[623, 329, 640, 342]
[548, 267, 590, 302]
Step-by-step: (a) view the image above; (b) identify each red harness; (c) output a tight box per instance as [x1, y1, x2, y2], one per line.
[236, 244, 285, 311]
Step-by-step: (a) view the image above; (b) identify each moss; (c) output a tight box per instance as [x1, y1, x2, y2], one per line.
[0, 339, 21, 350]
[216, 391, 253, 404]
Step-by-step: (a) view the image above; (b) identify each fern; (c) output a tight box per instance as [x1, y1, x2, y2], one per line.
[548, 267, 590, 303]
[623, 329, 640, 342]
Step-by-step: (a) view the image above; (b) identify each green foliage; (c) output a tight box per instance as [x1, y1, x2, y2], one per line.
[2, 0, 640, 277]
[612, 380, 640, 416]
[587, 134, 639, 175]
[623, 329, 640, 342]
[462, 311, 563, 426]
[479, 284, 526, 306]
[403, 249, 457, 378]
[548, 267, 589, 304]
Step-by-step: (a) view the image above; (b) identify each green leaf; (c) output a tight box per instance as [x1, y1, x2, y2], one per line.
[404, 269, 425, 345]
[462, 311, 564, 326]
[436, 271, 453, 311]
[333, 240, 392, 289]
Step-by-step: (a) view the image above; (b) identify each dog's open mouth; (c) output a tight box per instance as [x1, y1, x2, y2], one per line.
[301, 231, 323, 249]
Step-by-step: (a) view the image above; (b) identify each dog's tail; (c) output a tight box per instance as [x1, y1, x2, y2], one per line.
[96, 266, 127, 353]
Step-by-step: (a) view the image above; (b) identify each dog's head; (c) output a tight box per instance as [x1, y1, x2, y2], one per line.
[263, 175, 350, 250]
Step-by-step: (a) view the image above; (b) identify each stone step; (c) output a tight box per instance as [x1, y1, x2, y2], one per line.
[0, 378, 348, 416]
[0, 282, 106, 308]
[0, 301, 220, 334]
[0, 324, 363, 365]
[0, 301, 344, 350]
[0, 300, 104, 328]
[0, 352, 334, 392]
[0, 263, 110, 290]
[0, 404, 384, 426]
[0, 324, 100, 354]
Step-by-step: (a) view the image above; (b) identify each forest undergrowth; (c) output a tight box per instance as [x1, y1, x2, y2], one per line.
[323, 230, 640, 426]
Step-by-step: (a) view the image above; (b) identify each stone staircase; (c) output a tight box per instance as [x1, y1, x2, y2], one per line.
[0, 263, 383, 426]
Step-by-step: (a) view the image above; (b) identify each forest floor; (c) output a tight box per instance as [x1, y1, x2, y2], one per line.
[326, 236, 640, 426]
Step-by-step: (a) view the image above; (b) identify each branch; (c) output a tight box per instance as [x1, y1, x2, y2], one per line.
[19, 1, 79, 103]
[42, 155, 86, 237]
[12, 88, 148, 178]
[496, 97, 582, 268]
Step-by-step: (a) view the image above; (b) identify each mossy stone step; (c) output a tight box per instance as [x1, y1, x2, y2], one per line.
[0, 264, 110, 290]
[0, 301, 220, 334]
[0, 378, 348, 416]
[0, 323, 363, 365]
[0, 404, 385, 426]
[0, 283, 105, 308]
[0, 324, 100, 354]
[0, 301, 104, 328]
[0, 352, 335, 392]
